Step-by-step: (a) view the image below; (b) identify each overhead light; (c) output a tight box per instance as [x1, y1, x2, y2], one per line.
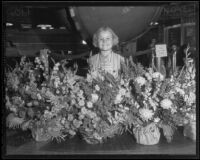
[6, 23, 13, 26]
[37, 24, 52, 30]
[154, 22, 159, 25]
[150, 22, 159, 26]
[82, 40, 87, 45]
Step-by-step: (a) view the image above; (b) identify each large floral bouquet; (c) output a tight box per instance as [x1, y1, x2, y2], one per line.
[74, 69, 132, 144]
[168, 54, 196, 140]
[5, 50, 83, 142]
[6, 54, 46, 131]
[120, 57, 182, 144]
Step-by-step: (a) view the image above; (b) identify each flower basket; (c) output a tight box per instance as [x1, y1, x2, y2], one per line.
[132, 122, 160, 145]
[31, 127, 51, 142]
[183, 120, 196, 141]
[79, 129, 103, 144]
[79, 124, 123, 144]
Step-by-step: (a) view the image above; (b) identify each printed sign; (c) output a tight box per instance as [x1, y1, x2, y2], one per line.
[155, 44, 168, 57]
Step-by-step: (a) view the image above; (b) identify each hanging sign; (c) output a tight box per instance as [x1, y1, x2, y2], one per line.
[155, 44, 168, 57]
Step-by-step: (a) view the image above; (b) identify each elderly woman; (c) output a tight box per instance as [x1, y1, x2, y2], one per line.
[88, 26, 125, 78]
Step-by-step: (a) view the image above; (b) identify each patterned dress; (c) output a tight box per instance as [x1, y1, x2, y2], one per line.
[88, 51, 124, 78]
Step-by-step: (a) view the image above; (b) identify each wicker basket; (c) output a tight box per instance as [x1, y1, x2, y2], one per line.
[133, 123, 160, 145]
[79, 124, 123, 144]
[31, 127, 51, 142]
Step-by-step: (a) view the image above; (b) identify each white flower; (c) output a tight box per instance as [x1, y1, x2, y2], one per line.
[139, 108, 154, 121]
[152, 72, 164, 81]
[91, 93, 99, 103]
[149, 98, 157, 111]
[134, 102, 140, 109]
[68, 114, 74, 121]
[87, 101, 93, 108]
[154, 117, 160, 123]
[95, 85, 100, 91]
[145, 73, 152, 81]
[160, 99, 173, 109]
[109, 84, 113, 88]
[71, 99, 76, 105]
[175, 87, 185, 95]
[119, 88, 126, 96]
[56, 90, 60, 94]
[79, 114, 85, 120]
[120, 79, 125, 85]
[78, 100, 85, 106]
[90, 70, 98, 79]
[114, 94, 123, 104]
[135, 76, 146, 86]
[81, 107, 87, 114]
[55, 63, 60, 67]
[171, 107, 177, 114]
[188, 92, 196, 105]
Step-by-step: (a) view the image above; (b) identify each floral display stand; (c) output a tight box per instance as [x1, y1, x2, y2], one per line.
[132, 123, 160, 145]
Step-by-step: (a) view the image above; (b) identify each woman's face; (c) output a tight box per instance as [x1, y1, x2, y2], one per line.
[97, 30, 113, 51]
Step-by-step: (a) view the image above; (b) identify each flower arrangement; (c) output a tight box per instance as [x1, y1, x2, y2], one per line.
[75, 70, 130, 144]
[120, 57, 182, 144]
[5, 48, 196, 144]
[5, 50, 83, 142]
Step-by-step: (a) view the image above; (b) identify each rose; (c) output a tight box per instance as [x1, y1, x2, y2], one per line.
[160, 99, 173, 109]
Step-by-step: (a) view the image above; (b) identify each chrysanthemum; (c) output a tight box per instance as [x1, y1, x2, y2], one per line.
[160, 99, 173, 109]
[135, 76, 146, 86]
[78, 99, 85, 106]
[139, 108, 154, 121]
[87, 101, 93, 108]
[81, 107, 87, 114]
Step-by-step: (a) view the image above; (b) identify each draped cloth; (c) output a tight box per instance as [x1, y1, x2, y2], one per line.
[88, 52, 124, 78]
